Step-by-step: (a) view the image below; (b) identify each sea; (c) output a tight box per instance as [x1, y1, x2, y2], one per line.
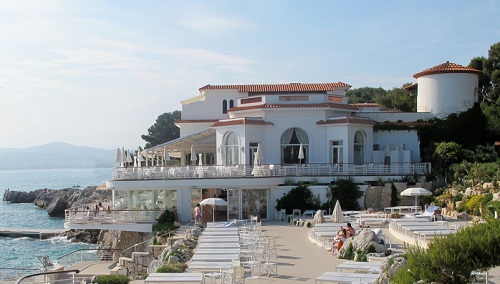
[0, 168, 112, 274]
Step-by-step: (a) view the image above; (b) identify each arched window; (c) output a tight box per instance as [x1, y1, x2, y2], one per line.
[280, 128, 309, 164]
[224, 131, 240, 165]
[229, 99, 234, 108]
[222, 100, 228, 114]
[353, 131, 364, 164]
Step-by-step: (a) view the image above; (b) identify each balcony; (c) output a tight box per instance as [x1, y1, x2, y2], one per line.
[64, 209, 162, 232]
[111, 163, 431, 181]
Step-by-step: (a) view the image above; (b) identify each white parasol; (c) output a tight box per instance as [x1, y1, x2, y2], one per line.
[190, 145, 197, 165]
[254, 144, 262, 165]
[298, 143, 304, 164]
[163, 146, 170, 166]
[115, 148, 122, 166]
[400, 187, 432, 207]
[331, 200, 344, 224]
[200, 197, 228, 223]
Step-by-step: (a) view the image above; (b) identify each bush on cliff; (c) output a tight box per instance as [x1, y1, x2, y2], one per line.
[391, 219, 500, 283]
[92, 274, 130, 284]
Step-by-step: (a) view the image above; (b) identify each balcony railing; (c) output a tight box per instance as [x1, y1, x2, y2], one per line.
[112, 162, 431, 181]
[64, 209, 162, 225]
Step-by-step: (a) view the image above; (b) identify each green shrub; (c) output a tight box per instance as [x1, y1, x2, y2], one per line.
[328, 178, 363, 210]
[92, 275, 130, 284]
[342, 243, 354, 260]
[156, 262, 187, 273]
[275, 184, 319, 213]
[392, 219, 500, 283]
[153, 209, 179, 232]
[306, 221, 312, 228]
[465, 194, 492, 216]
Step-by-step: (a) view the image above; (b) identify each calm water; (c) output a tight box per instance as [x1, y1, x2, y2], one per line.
[0, 168, 112, 273]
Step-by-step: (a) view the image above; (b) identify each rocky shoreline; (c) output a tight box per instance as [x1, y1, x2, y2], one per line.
[3, 186, 112, 243]
[3, 186, 112, 217]
[2, 187, 152, 257]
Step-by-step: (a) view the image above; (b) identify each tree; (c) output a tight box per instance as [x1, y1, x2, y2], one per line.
[328, 178, 363, 211]
[141, 111, 181, 148]
[375, 86, 416, 112]
[469, 42, 500, 134]
[346, 87, 386, 104]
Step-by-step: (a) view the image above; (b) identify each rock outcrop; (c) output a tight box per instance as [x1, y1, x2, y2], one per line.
[3, 186, 112, 217]
[337, 229, 388, 260]
[98, 230, 153, 261]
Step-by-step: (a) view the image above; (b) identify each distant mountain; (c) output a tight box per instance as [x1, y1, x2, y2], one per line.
[0, 142, 116, 170]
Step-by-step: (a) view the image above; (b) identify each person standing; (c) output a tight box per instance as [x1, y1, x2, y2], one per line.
[193, 203, 202, 225]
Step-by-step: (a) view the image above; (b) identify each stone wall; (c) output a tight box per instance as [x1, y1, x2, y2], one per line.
[364, 182, 433, 211]
[113, 244, 168, 278]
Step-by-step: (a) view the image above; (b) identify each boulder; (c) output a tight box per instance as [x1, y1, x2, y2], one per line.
[46, 196, 70, 217]
[337, 229, 388, 260]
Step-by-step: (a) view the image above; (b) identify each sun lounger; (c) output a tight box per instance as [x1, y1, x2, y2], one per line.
[335, 261, 381, 273]
[145, 272, 204, 283]
[414, 205, 443, 221]
[315, 272, 379, 284]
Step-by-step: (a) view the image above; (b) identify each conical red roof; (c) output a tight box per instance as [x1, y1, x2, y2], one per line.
[413, 61, 482, 78]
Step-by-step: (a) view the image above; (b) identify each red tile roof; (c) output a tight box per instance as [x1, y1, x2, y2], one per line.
[211, 118, 274, 127]
[375, 121, 434, 127]
[229, 102, 358, 112]
[199, 82, 351, 93]
[350, 103, 381, 108]
[175, 119, 220, 124]
[413, 61, 482, 78]
[317, 116, 374, 125]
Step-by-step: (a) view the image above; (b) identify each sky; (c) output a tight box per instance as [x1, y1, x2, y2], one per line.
[0, 1, 499, 150]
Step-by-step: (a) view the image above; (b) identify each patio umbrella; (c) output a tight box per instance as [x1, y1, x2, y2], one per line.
[298, 143, 304, 164]
[332, 200, 344, 223]
[401, 187, 432, 207]
[200, 197, 228, 223]
[120, 147, 127, 167]
[254, 144, 262, 165]
[126, 149, 133, 165]
[137, 149, 144, 168]
[163, 146, 170, 166]
[190, 145, 197, 165]
[115, 148, 122, 167]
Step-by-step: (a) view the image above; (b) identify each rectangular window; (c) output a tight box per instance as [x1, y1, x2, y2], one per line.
[249, 142, 259, 165]
[332, 140, 343, 164]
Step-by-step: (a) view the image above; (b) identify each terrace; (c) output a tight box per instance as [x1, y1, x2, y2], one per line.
[111, 162, 431, 181]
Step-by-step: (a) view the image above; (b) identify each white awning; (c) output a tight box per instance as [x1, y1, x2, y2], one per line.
[144, 128, 216, 158]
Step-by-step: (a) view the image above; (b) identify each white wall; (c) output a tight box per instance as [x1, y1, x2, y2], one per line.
[373, 130, 420, 162]
[417, 73, 478, 117]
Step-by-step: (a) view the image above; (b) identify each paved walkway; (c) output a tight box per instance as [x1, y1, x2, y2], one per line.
[90, 219, 500, 283]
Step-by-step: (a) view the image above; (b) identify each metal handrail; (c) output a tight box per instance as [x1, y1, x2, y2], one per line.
[56, 249, 120, 267]
[0, 268, 43, 281]
[15, 269, 79, 284]
[112, 162, 431, 181]
[120, 227, 178, 257]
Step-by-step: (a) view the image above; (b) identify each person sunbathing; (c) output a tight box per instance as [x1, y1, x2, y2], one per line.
[327, 227, 347, 252]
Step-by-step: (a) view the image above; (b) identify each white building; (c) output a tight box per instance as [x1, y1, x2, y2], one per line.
[65, 62, 481, 232]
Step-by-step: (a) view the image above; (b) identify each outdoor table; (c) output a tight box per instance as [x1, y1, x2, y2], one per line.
[145, 273, 203, 283]
[242, 260, 260, 279]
